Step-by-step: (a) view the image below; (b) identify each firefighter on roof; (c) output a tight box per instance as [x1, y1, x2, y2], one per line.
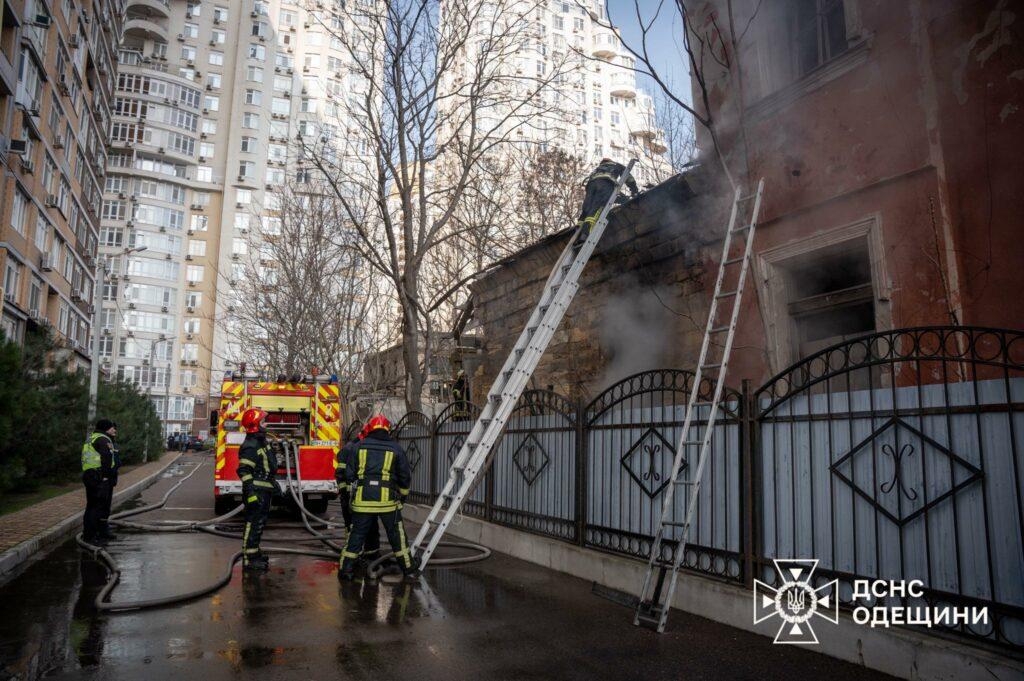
[338, 414, 418, 582]
[81, 419, 120, 543]
[237, 408, 278, 571]
[573, 158, 638, 247]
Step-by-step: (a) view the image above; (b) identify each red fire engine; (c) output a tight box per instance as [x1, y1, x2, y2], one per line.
[213, 372, 342, 514]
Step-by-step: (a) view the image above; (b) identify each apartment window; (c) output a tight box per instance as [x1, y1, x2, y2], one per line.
[181, 46, 196, 61]
[196, 166, 213, 182]
[213, 6, 229, 22]
[188, 240, 206, 256]
[182, 370, 197, 388]
[279, 9, 296, 26]
[232, 238, 248, 256]
[240, 136, 257, 152]
[238, 161, 255, 179]
[9, 189, 28, 236]
[573, 17, 584, 31]
[246, 66, 263, 82]
[253, 1, 268, 15]
[271, 97, 290, 115]
[190, 214, 209, 231]
[270, 120, 289, 138]
[249, 44, 265, 60]
[211, 29, 226, 44]
[794, 0, 847, 76]
[202, 119, 218, 135]
[183, 22, 199, 38]
[251, 21, 268, 37]
[265, 167, 285, 184]
[300, 98, 317, 113]
[192, 191, 210, 207]
[268, 143, 286, 161]
[186, 265, 204, 283]
[28, 276, 42, 314]
[199, 142, 215, 157]
[242, 112, 260, 129]
[234, 213, 253, 231]
[100, 227, 124, 247]
[186, 1, 201, 16]
[204, 95, 219, 111]
[186, 291, 202, 308]
[304, 54, 320, 69]
[245, 89, 262, 105]
[208, 73, 222, 89]
[209, 51, 224, 66]
[3, 260, 21, 304]
[34, 216, 49, 252]
[181, 343, 198, 361]
[237, 189, 252, 205]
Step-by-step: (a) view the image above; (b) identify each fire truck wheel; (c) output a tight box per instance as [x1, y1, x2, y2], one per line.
[304, 497, 329, 516]
[214, 496, 236, 516]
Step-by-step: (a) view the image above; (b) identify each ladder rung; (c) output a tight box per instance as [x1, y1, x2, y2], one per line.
[674, 479, 698, 485]
[715, 290, 737, 300]
[703, 362, 722, 370]
[738, 192, 757, 202]
[562, 264, 572, 273]
[540, 304, 550, 314]
[681, 439, 703, 445]
[663, 521, 689, 528]
[528, 326, 538, 335]
[731, 224, 752, 234]
[723, 257, 744, 266]
[503, 370, 513, 378]
[515, 348, 525, 357]
[709, 325, 729, 333]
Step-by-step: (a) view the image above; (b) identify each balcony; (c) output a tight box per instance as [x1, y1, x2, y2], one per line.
[123, 17, 169, 43]
[125, 0, 170, 18]
[609, 72, 636, 98]
[592, 32, 618, 59]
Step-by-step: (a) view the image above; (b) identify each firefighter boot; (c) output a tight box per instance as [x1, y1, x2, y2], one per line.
[243, 553, 269, 572]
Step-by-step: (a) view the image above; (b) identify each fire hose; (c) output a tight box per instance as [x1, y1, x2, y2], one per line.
[77, 446, 491, 612]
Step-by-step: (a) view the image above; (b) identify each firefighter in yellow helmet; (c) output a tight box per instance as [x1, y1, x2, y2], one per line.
[338, 415, 417, 582]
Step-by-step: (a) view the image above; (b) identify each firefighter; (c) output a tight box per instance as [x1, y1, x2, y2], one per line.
[572, 158, 638, 247]
[81, 419, 120, 544]
[452, 369, 469, 405]
[338, 415, 418, 582]
[335, 424, 381, 557]
[237, 408, 277, 571]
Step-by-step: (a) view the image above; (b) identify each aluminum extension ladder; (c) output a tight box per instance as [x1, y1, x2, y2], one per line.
[634, 179, 765, 633]
[411, 160, 638, 568]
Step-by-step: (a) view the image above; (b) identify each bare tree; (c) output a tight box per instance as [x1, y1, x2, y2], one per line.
[301, 0, 570, 410]
[218, 173, 391, 404]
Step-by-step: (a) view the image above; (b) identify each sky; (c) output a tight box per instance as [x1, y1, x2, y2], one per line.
[605, 0, 693, 106]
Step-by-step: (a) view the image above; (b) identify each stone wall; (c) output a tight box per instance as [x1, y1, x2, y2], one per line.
[469, 168, 737, 402]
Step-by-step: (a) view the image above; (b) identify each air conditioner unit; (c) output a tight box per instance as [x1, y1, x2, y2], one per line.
[202, 108, 209, 114]
[118, 191, 127, 199]
[250, 10, 258, 17]
[199, 132, 208, 139]
[53, 134, 65, 148]
[237, 174, 246, 181]
[205, 83, 212, 91]
[209, 39, 217, 46]
[8, 139, 27, 155]
[21, 158, 35, 173]
[128, 302, 136, 309]
[165, 253, 172, 260]
[213, 17, 221, 24]
[102, 328, 112, 336]
[159, 226, 167, 233]
[186, 306, 195, 313]
[177, 34, 184, 41]
[187, 229, 195, 235]
[127, 331, 134, 337]
[34, 13, 51, 27]
[190, 360, 198, 366]
[198, 155, 206, 162]
[45, 194, 59, 207]
[258, 35, 265, 42]
[188, 281, 196, 287]
[183, 386, 191, 393]
[187, 59, 195, 66]
[186, 333, 193, 339]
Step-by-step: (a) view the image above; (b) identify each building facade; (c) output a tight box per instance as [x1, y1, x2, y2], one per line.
[0, 0, 121, 370]
[100, 0, 362, 436]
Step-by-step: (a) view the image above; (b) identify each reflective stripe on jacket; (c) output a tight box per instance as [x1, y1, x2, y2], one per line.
[82, 432, 117, 476]
[342, 432, 411, 513]
[236, 433, 278, 491]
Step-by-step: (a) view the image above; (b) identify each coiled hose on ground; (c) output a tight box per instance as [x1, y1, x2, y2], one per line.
[78, 449, 492, 611]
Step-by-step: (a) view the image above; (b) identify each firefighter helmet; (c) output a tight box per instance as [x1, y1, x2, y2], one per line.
[366, 414, 391, 433]
[241, 408, 268, 433]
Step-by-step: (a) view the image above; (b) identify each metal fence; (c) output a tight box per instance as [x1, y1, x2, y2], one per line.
[376, 326, 1023, 649]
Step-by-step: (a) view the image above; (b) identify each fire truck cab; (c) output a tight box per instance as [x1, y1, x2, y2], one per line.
[213, 372, 342, 515]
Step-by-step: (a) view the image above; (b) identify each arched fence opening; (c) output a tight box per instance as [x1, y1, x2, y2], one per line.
[366, 326, 1022, 649]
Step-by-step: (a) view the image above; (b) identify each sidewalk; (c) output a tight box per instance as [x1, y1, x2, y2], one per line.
[0, 451, 181, 584]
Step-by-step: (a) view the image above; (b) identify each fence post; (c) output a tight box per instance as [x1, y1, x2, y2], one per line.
[575, 397, 587, 546]
[429, 413, 438, 504]
[741, 379, 757, 588]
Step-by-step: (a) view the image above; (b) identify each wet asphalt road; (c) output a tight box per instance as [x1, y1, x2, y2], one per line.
[0, 454, 894, 681]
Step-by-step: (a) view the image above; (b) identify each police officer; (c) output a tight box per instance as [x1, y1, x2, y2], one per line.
[572, 158, 638, 247]
[237, 408, 277, 571]
[336, 424, 381, 558]
[338, 415, 417, 582]
[82, 419, 120, 543]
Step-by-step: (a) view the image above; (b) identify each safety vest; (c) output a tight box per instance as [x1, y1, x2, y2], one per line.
[82, 432, 112, 472]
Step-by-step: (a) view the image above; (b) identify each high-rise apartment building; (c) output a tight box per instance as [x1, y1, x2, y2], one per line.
[100, 0, 363, 436]
[0, 0, 121, 367]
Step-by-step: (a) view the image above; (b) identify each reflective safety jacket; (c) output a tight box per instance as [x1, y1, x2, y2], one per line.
[341, 431, 411, 513]
[586, 160, 638, 195]
[236, 433, 278, 502]
[335, 437, 362, 493]
[82, 432, 119, 480]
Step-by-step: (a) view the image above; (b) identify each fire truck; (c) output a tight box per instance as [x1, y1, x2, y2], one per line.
[213, 372, 342, 515]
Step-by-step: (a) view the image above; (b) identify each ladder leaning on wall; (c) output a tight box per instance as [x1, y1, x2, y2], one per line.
[633, 178, 765, 633]
[410, 160, 639, 569]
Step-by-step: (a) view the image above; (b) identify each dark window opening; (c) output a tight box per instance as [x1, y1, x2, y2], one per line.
[793, 0, 848, 76]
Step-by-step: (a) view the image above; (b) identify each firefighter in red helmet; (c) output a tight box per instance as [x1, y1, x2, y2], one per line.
[336, 421, 382, 559]
[338, 414, 417, 582]
[237, 408, 277, 571]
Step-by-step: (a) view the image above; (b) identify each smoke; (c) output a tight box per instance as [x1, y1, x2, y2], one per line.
[595, 273, 677, 392]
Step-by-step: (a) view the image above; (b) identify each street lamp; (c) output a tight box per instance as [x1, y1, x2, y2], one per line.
[88, 245, 147, 426]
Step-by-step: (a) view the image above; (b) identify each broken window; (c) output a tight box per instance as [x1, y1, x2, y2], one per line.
[783, 238, 875, 360]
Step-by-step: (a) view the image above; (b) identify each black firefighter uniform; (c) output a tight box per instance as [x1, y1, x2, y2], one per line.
[236, 432, 278, 567]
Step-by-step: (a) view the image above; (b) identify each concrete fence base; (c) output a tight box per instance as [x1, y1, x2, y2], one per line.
[405, 504, 1024, 681]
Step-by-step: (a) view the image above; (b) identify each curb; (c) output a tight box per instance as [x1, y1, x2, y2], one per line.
[0, 453, 184, 587]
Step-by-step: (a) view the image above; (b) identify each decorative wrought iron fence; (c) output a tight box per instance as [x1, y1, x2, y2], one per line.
[364, 326, 1023, 649]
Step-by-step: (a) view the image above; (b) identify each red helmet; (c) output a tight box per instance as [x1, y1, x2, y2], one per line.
[240, 408, 268, 433]
[366, 414, 391, 433]
[357, 422, 370, 440]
